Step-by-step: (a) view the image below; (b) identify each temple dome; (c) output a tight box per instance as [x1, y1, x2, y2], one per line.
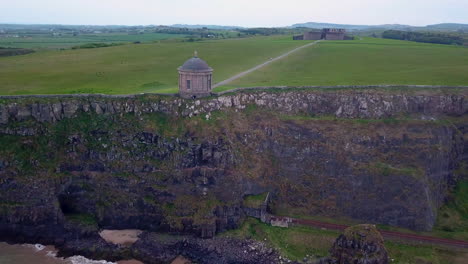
[178, 51, 213, 99]
[178, 56, 212, 72]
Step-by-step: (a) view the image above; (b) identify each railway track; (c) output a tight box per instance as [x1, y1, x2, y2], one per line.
[291, 218, 468, 248]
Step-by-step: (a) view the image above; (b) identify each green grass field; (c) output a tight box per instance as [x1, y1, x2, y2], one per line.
[220, 37, 468, 90]
[222, 218, 467, 263]
[1, 36, 468, 95]
[0, 36, 304, 95]
[0, 32, 186, 49]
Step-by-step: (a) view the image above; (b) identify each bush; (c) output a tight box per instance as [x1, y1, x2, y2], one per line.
[0, 47, 35, 57]
[71, 42, 123, 49]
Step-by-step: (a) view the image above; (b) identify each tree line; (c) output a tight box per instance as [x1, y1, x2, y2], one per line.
[382, 30, 465, 45]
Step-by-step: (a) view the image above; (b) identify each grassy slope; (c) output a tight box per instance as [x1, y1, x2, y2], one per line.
[243, 193, 268, 208]
[0, 36, 304, 95]
[222, 218, 466, 264]
[222, 37, 468, 90]
[432, 180, 468, 240]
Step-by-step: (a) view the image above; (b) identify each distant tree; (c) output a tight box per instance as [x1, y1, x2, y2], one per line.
[382, 30, 464, 45]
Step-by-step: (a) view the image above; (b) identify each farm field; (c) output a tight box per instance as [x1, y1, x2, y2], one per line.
[0, 32, 187, 49]
[2, 36, 468, 95]
[0, 35, 304, 95]
[220, 37, 468, 91]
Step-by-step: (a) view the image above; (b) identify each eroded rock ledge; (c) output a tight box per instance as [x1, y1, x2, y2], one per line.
[1, 88, 466, 125]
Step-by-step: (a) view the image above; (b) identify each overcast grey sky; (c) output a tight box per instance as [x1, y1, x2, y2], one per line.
[2, 0, 468, 27]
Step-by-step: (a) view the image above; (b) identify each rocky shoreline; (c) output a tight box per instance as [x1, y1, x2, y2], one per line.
[1, 224, 392, 264]
[1, 227, 291, 264]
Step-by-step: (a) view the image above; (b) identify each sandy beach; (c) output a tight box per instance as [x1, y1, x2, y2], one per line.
[99, 229, 143, 246]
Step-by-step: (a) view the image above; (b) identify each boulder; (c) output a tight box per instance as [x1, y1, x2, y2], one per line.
[327, 224, 388, 264]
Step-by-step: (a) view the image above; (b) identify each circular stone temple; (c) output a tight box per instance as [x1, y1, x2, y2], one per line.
[178, 51, 213, 99]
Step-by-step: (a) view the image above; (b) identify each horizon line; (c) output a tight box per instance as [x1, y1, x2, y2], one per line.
[1, 21, 467, 29]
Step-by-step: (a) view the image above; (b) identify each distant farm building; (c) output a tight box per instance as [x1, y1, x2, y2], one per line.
[178, 51, 213, 99]
[323, 28, 346, 40]
[294, 28, 346, 41]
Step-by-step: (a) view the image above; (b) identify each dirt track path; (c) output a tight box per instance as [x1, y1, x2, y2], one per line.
[213, 40, 321, 88]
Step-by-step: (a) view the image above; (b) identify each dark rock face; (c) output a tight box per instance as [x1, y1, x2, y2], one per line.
[256, 122, 463, 231]
[326, 224, 389, 264]
[0, 90, 466, 262]
[54, 231, 289, 264]
[134, 233, 289, 264]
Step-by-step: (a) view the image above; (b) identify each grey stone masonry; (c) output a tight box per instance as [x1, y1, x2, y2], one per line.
[178, 53, 213, 99]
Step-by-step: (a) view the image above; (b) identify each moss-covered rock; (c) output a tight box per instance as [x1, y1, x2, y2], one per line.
[327, 224, 388, 264]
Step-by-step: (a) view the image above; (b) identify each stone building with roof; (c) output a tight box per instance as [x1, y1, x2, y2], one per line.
[293, 28, 346, 41]
[178, 52, 213, 99]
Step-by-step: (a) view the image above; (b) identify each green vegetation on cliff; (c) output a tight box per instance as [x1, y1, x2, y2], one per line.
[222, 218, 337, 260]
[222, 218, 466, 264]
[433, 179, 468, 240]
[243, 193, 268, 208]
[0, 134, 53, 173]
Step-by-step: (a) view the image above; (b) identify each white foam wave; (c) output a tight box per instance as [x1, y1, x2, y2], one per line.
[67, 255, 116, 264]
[35, 244, 46, 251]
[46, 250, 58, 257]
[13, 243, 117, 264]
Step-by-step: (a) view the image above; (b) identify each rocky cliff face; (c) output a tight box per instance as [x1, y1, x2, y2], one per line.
[0, 89, 466, 251]
[1, 88, 466, 125]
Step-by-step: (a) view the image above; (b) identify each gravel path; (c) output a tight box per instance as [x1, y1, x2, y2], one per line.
[213, 40, 321, 88]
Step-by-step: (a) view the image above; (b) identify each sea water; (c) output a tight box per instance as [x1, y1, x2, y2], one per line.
[0, 242, 116, 264]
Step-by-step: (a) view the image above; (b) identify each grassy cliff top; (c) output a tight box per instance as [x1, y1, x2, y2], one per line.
[0, 36, 303, 95]
[1, 36, 468, 96]
[223, 38, 468, 90]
